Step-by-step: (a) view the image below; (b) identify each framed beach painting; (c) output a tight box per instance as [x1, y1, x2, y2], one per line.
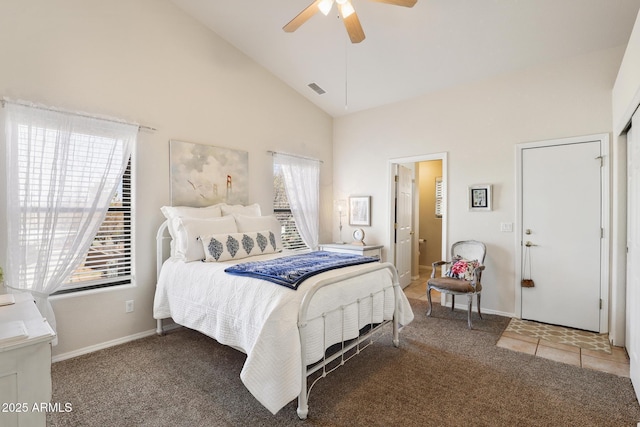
[170, 140, 249, 207]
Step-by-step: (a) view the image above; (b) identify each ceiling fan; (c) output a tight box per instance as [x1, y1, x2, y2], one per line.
[283, 0, 417, 44]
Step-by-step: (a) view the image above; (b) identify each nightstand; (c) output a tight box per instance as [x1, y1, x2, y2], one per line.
[0, 292, 56, 427]
[319, 243, 383, 260]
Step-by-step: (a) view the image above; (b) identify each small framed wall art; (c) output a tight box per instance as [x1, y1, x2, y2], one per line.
[349, 196, 371, 226]
[468, 184, 492, 212]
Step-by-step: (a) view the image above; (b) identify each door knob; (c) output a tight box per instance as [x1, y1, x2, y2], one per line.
[525, 229, 532, 235]
[525, 241, 537, 247]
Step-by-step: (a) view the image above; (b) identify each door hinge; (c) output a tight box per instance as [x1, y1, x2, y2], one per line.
[394, 175, 399, 183]
[599, 299, 603, 310]
[595, 155, 604, 167]
[601, 227, 604, 238]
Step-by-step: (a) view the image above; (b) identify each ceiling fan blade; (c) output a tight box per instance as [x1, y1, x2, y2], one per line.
[368, 0, 417, 7]
[283, 0, 323, 32]
[342, 9, 365, 43]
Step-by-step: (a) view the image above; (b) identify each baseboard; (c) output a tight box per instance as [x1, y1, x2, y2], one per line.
[484, 308, 515, 318]
[52, 329, 157, 363]
[449, 302, 514, 318]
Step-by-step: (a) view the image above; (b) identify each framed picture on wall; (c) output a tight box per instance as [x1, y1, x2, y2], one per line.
[349, 196, 371, 226]
[169, 140, 249, 207]
[469, 184, 492, 211]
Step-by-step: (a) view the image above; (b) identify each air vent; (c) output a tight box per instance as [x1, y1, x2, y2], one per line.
[308, 83, 326, 95]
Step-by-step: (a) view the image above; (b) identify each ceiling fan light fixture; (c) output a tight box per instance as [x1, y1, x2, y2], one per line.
[285, 0, 416, 43]
[339, 1, 355, 18]
[318, 0, 334, 15]
[318, 0, 333, 16]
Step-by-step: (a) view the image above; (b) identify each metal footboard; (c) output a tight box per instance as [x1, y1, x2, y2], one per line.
[155, 219, 403, 419]
[296, 262, 402, 420]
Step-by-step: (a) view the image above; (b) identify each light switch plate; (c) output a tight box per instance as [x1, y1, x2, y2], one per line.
[500, 222, 513, 232]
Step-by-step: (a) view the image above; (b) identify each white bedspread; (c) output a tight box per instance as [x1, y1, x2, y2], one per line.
[153, 252, 414, 414]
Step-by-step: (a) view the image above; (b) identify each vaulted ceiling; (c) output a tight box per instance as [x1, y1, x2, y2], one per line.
[170, 0, 640, 117]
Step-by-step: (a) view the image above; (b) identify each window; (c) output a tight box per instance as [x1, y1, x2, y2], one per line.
[273, 163, 307, 250]
[5, 101, 136, 302]
[57, 158, 133, 293]
[435, 177, 443, 218]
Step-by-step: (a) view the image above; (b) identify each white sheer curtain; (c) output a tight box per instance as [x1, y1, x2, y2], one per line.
[4, 102, 137, 342]
[273, 153, 320, 250]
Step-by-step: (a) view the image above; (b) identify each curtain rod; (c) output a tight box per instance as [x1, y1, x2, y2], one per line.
[267, 150, 323, 164]
[1, 99, 156, 132]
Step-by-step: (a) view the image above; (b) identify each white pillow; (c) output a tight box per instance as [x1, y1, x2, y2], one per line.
[220, 203, 261, 216]
[161, 204, 223, 242]
[161, 203, 223, 221]
[173, 216, 238, 262]
[233, 214, 283, 250]
[200, 230, 277, 262]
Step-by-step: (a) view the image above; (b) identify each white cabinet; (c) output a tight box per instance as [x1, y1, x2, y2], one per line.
[0, 293, 56, 427]
[319, 243, 383, 260]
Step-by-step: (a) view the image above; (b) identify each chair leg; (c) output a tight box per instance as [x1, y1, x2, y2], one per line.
[451, 294, 455, 311]
[477, 293, 482, 319]
[426, 286, 433, 317]
[467, 294, 473, 329]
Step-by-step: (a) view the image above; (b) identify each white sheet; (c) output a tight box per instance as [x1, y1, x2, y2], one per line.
[153, 251, 414, 414]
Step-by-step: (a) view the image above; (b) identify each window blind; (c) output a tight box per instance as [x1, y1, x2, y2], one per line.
[273, 164, 307, 250]
[62, 159, 132, 291]
[435, 177, 444, 218]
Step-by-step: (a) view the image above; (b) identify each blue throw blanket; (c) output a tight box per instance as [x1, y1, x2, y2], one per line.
[224, 251, 379, 290]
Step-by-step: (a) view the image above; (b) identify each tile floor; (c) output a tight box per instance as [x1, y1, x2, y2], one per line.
[404, 270, 630, 378]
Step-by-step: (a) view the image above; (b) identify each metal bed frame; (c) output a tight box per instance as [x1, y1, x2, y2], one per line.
[154, 220, 403, 419]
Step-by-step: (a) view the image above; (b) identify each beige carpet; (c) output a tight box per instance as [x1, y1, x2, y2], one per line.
[47, 298, 640, 426]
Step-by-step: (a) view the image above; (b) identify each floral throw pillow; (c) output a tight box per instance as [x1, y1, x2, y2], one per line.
[445, 258, 480, 280]
[199, 230, 278, 262]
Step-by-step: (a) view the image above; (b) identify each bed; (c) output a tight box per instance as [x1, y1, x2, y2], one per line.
[152, 204, 414, 419]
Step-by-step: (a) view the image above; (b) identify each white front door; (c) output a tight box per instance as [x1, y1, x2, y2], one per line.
[395, 165, 412, 288]
[627, 115, 640, 401]
[521, 140, 603, 332]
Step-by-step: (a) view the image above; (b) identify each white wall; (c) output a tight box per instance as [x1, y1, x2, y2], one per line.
[0, 0, 333, 358]
[334, 46, 624, 316]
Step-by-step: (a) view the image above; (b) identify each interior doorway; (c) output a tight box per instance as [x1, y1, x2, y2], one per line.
[416, 160, 444, 280]
[389, 153, 447, 291]
[395, 164, 413, 288]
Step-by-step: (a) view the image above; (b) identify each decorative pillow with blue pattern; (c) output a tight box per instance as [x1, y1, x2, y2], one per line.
[199, 230, 278, 262]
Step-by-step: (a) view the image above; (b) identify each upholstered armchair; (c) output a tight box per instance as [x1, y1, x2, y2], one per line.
[426, 240, 486, 329]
